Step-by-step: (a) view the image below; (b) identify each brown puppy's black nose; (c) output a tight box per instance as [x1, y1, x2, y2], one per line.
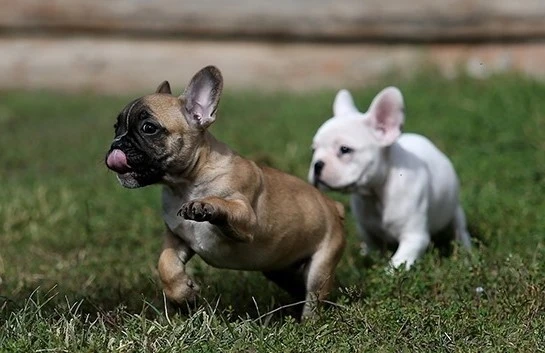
[314, 160, 325, 176]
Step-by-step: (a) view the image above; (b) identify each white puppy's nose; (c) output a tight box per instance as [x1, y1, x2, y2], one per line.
[314, 160, 325, 177]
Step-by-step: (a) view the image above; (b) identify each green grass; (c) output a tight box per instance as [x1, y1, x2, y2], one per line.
[1, 72, 544, 352]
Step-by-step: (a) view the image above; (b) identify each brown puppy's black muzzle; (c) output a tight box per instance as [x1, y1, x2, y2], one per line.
[105, 148, 132, 174]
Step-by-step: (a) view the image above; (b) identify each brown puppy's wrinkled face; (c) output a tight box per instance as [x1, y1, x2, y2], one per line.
[105, 66, 223, 188]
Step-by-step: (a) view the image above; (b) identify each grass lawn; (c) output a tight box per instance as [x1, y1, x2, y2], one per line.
[1, 72, 544, 352]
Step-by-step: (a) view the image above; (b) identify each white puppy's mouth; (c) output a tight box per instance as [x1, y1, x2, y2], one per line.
[312, 162, 371, 193]
[314, 178, 357, 193]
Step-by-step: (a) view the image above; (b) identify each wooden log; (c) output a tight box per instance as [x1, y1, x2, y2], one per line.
[0, 37, 544, 94]
[0, 0, 544, 41]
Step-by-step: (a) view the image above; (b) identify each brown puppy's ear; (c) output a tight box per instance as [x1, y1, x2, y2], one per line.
[156, 80, 172, 94]
[181, 66, 223, 129]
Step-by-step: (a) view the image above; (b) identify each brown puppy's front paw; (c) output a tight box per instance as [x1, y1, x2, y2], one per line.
[163, 276, 201, 304]
[178, 200, 216, 222]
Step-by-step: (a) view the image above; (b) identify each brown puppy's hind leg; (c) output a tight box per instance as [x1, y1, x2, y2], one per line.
[262, 262, 308, 320]
[301, 226, 346, 321]
[263, 260, 308, 300]
[157, 228, 199, 304]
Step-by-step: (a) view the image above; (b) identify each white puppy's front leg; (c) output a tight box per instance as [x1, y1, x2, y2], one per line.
[350, 194, 381, 255]
[355, 221, 380, 256]
[390, 232, 430, 269]
[454, 204, 472, 249]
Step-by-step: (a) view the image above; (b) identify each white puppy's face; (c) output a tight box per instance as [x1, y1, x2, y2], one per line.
[309, 87, 405, 191]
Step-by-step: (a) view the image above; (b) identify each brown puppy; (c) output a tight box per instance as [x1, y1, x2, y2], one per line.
[105, 66, 345, 320]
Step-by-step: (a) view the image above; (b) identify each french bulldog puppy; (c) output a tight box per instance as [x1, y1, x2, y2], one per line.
[105, 66, 345, 320]
[308, 87, 471, 269]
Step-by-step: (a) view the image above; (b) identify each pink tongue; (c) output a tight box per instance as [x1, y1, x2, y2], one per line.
[106, 149, 131, 174]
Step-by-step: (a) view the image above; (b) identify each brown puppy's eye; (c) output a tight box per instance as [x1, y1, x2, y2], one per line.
[141, 122, 158, 135]
[339, 146, 353, 154]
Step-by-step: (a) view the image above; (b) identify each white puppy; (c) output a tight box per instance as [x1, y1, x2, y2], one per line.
[308, 87, 471, 269]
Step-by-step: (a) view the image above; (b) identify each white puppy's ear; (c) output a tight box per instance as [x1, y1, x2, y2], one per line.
[333, 89, 358, 116]
[181, 65, 223, 129]
[366, 87, 404, 146]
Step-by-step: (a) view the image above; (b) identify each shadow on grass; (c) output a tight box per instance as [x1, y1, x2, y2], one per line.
[0, 269, 319, 325]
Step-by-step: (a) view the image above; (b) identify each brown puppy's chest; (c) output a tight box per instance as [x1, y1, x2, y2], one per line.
[162, 186, 293, 271]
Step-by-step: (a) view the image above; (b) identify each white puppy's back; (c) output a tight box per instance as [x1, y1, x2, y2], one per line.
[396, 133, 459, 233]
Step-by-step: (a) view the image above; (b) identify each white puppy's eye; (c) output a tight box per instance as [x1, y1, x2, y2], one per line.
[339, 146, 353, 154]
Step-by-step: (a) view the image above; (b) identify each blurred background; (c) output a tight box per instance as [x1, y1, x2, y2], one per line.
[2, 2, 545, 349]
[1, 0, 545, 93]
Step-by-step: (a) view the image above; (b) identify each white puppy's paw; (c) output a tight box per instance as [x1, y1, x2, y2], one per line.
[384, 264, 396, 276]
[384, 261, 406, 275]
[359, 242, 371, 256]
[388, 256, 416, 272]
[390, 258, 411, 270]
